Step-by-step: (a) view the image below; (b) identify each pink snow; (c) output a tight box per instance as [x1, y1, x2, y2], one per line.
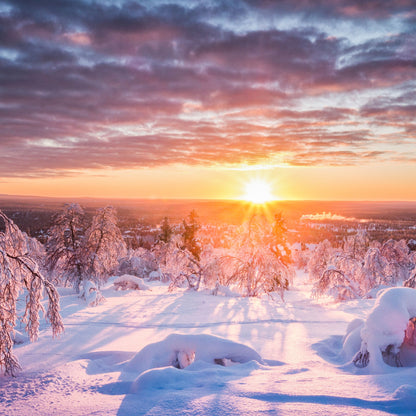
[2, 273, 416, 415]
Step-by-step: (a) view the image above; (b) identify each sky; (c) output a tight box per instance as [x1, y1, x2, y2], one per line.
[0, 0, 415, 200]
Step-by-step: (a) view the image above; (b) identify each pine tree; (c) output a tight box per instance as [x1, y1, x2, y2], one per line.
[159, 217, 173, 243]
[182, 210, 201, 261]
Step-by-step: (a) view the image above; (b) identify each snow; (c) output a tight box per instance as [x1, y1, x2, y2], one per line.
[3, 272, 416, 415]
[113, 274, 150, 291]
[352, 287, 416, 371]
[79, 280, 105, 307]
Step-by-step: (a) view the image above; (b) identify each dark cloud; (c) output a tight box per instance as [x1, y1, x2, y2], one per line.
[0, 0, 415, 177]
[244, 0, 416, 19]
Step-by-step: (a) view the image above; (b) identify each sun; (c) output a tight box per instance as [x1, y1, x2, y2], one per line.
[243, 179, 274, 204]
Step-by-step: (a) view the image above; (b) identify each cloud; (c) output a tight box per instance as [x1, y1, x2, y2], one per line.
[0, 0, 415, 177]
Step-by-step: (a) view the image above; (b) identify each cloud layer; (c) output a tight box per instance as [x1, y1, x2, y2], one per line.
[0, 0, 415, 177]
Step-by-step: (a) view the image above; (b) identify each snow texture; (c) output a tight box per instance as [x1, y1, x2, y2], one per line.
[4, 272, 416, 415]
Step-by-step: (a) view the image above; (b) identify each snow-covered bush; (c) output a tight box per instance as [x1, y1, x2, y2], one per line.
[125, 333, 263, 382]
[0, 211, 63, 376]
[113, 274, 150, 291]
[118, 248, 158, 278]
[352, 287, 416, 371]
[158, 234, 211, 291]
[213, 250, 291, 298]
[79, 280, 105, 307]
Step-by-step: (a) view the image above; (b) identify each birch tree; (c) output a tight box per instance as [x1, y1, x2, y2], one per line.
[0, 211, 63, 376]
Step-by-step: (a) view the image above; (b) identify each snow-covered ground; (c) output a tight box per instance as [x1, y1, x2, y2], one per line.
[2, 272, 416, 415]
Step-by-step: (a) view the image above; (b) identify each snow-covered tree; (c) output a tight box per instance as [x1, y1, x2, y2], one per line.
[361, 247, 388, 292]
[0, 211, 63, 376]
[312, 264, 361, 301]
[291, 243, 310, 271]
[46, 204, 126, 293]
[45, 203, 87, 293]
[158, 211, 206, 290]
[307, 239, 333, 281]
[380, 239, 412, 283]
[270, 213, 292, 266]
[161, 212, 293, 297]
[312, 236, 415, 301]
[212, 214, 293, 298]
[164, 235, 207, 291]
[343, 230, 369, 260]
[84, 206, 127, 286]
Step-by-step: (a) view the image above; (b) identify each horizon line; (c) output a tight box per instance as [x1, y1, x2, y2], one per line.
[1, 193, 416, 204]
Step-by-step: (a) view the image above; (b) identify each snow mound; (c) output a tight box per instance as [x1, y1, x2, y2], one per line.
[131, 359, 262, 393]
[352, 287, 416, 371]
[393, 384, 416, 401]
[342, 318, 364, 361]
[113, 274, 150, 291]
[125, 333, 263, 377]
[210, 283, 240, 297]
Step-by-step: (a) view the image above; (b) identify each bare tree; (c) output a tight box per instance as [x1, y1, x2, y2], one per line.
[0, 211, 63, 376]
